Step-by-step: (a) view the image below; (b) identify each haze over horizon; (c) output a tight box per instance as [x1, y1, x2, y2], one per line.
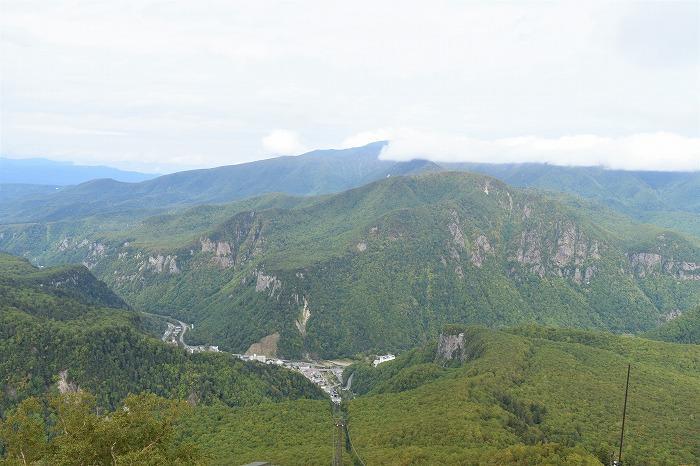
[2, 1, 699, 173]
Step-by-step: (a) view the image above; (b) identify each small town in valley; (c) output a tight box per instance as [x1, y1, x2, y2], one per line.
[160, 316, 349, 404]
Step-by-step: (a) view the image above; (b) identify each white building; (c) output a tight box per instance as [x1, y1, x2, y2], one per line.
[373, 354, 396, 367]
[250, 353, 267, 363]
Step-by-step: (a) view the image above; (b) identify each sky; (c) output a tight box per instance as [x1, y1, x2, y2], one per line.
[1, 0, 698, 173]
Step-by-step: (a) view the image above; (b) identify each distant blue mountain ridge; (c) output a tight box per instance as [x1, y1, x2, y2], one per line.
[0, 157, 158, 185]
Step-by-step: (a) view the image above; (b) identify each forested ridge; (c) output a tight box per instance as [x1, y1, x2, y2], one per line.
[0, 253, 324, 413]
[342, 325, 700, 465]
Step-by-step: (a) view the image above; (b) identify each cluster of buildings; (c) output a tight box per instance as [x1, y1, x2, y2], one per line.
[186, 344, 219, 354]
[160, 318, 395, 406]
[161, 323, 182, 345]
[234, 356, 344, 404]
[373, 353, 396, 367]
[236, 353, 284, 365]
[295, 364, 342, 404]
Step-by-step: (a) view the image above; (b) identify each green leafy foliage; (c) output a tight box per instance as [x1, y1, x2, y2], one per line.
[178, 400, 340, 465]
[0, 392, 200, 465]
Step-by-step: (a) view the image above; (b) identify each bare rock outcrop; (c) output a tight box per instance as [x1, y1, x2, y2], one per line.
[295, 298, 312, 337]
[470, 234, 493, 267]
[201, 237, 234, 268]
[435, 327, 485, 365]
[145, 254, 179, 274]
[245, 332, 280, 358]
[57, 370, 80, 394]
[436, 331, 466, 361]
[628, 252, 699, 281]
[516, 230, 545, 277]
[514, 222, 601, 283]
[255, 270, 281, 296]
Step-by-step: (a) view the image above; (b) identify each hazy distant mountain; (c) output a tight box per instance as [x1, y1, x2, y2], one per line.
[2, 144, 698, 237]
[0, 157, 158, 185]
[0, 143, 440, 223]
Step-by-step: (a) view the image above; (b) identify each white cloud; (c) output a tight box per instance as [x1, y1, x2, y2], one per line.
[0, 1, 697, 170]
[262, 130, 307, 155]
[340, 129, 393, 149]
[351, 128, 700, 171]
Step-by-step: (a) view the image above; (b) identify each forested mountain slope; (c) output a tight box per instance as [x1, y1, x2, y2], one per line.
[343, 325, 700, 465]
[2, 172, 698, 359]
[0, 253, 323, 412]
[0, 142, 438, 223]
[445, 162, 700, 236]
[643, 305, 700, 344]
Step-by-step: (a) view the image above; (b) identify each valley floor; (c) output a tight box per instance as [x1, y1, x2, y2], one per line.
[152, 312, 346, 404]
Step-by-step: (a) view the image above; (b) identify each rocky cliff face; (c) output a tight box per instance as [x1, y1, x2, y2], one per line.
[144, 254, 179, 274]
[436, 331, 466, 361]
[200, 238, 234, 268]
[512, 221, 601, 284]
[629, 252, 700, 281]
[57, 370, 80, 394]
[435, 328, 486, 365]
[199, 211, 264, 269]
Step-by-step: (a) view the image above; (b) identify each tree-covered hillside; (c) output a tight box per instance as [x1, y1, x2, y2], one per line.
[2, 172, 698, 359]
[446, 162, 700, 236]
[0, 253, 323, 413]
[342, 325, 700, 465]
[643, 305, 700, 344]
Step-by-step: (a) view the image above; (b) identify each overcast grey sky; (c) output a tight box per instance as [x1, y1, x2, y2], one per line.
[1, 0, 698, 172]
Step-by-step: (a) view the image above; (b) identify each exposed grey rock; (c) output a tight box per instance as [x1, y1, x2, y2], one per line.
[57, 370, 80, 394]
[553, 224, 577, 267]
[146, 254, 179, 274]
[663, 309, 683, 322]
[516, 230, 543, 276]
[628, 252, 698, 280]
[295, 297, 312, 337]
[470, 234, 492, 267]
[448, 214, 466, 250]
[255, 270, 281, 295]
[200, 237, 234, 268]
[436, 332, 465, 361]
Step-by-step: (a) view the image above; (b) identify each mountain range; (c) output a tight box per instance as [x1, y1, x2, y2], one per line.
[2, 170, 698, 358]
[0, 157, 157, 185]
[1, 143, 699, 464]
[2, 142, 698, 236]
